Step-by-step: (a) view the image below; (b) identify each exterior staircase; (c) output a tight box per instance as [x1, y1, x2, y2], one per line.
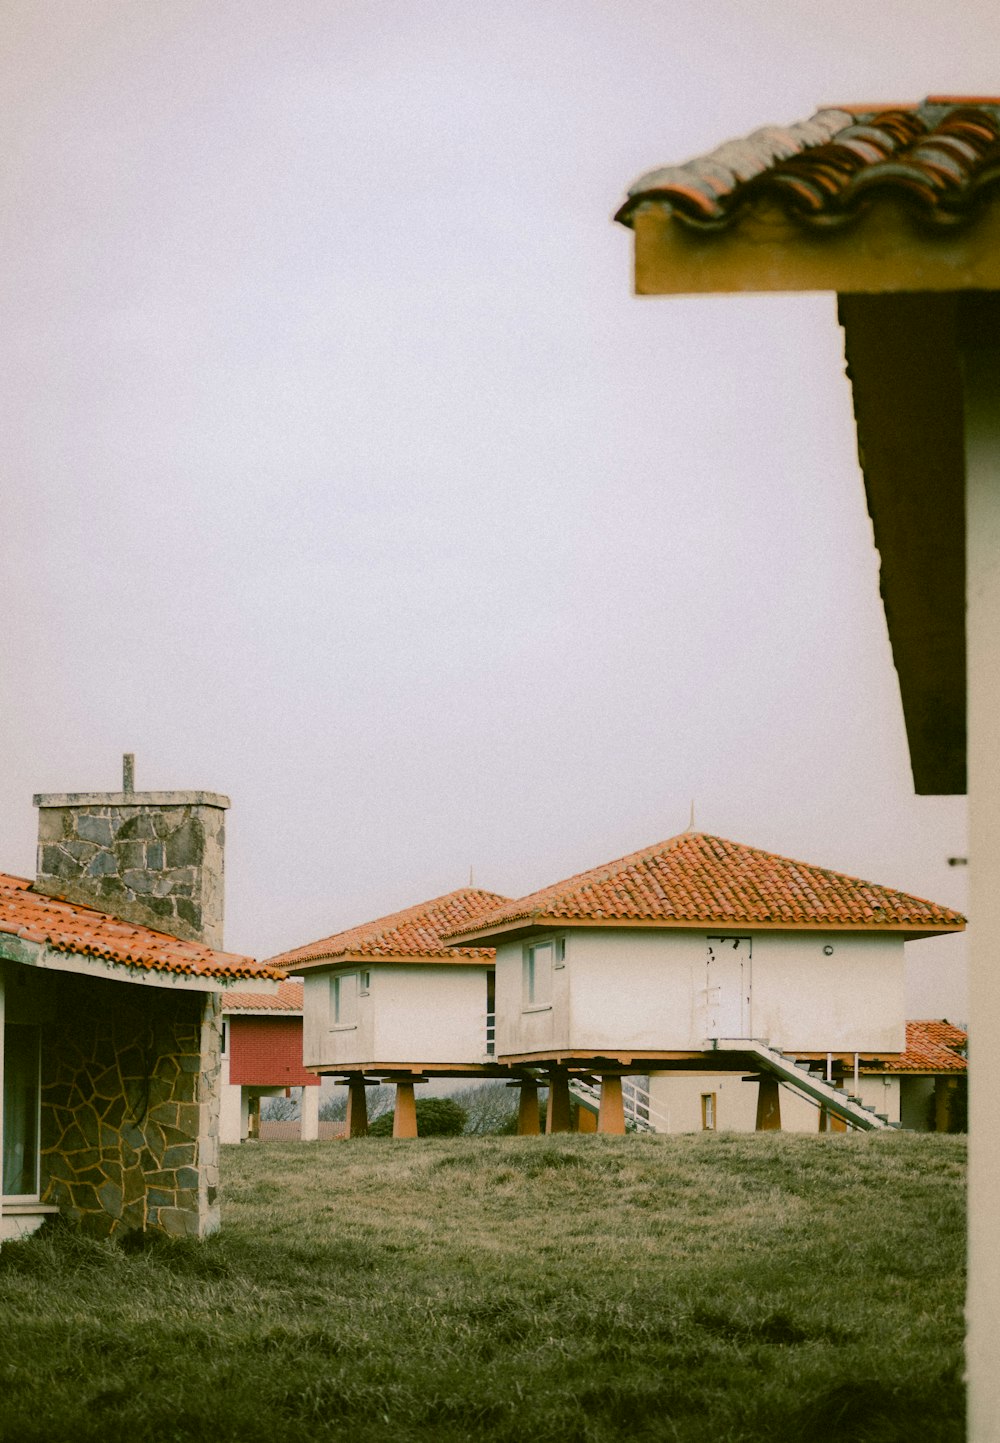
[710, 1037, 899, 1131]
[567, 1076, 669, 1133]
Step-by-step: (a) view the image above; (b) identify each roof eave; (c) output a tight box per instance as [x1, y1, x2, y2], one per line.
[622, 192, 1000, 296]
[448, 915, 964, 945]
[284, 950, 494, 973]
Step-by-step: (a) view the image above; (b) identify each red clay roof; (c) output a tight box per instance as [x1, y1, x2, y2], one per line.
[266, 887, 512, 969]
[0, 872, 278, 981]
[863, 1020, 967, 1074]
[223, 979, 304, 1012]
[445, 834, 965, 938]
[617, 98, 1000, 232]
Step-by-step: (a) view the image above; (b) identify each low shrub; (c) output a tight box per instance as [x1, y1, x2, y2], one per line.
[367, 1097, 468, 1137]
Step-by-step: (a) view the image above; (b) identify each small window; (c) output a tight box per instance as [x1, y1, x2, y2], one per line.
[331, 973, 359, 1027]
[359, 970, 371, 995]
[701, 1093, 717, 1131]
[524, 941, 554, 1008]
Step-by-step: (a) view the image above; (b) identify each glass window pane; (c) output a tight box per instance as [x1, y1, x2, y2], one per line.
[3, 1024, 40, 1196]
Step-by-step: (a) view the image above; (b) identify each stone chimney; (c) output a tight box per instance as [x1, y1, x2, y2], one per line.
[33, 755, 229, 949]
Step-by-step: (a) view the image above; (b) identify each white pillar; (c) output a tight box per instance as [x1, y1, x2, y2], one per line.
[964, 337, 1000, 1443]
[300, 1086, 320, 1141]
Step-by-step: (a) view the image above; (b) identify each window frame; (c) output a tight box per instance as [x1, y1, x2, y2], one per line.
[700, 1092, 717, 1131]
[522, 938, 564, 1012]
[329, 972, 359, 1030]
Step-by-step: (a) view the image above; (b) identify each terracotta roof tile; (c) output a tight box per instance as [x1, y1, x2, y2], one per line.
[863, 1019, 967, 1073]
[266, 888, 512, 969]
[445, 834, 965, 938]
[0, 873, 278, 981]
[223, 979, 304, 1012]
[617, 98, 1000, 232]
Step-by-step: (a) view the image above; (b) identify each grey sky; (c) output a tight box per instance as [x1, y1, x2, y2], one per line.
[3, 1, 990, 1015]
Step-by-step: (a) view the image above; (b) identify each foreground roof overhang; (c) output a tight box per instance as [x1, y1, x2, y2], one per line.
[616, 99, 1000, 294]
[616, 97, 1000, 795]
[0, 872, 280, 989]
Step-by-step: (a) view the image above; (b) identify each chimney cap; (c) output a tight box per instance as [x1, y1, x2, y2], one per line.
[33, 790, 230, 809]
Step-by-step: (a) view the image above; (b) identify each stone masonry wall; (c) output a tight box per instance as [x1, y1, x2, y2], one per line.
[36, 800, 225, 948]
[40, 971, 222, 1238]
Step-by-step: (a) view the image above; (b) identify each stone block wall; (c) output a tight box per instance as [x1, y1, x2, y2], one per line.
[34, 793, 227, 948]
[39, 971, 222, 1239]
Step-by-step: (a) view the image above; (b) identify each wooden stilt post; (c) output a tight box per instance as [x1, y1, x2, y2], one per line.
[755, 1076, 781, 1131]
[577, 1105, 598, 1133]
[546, 1070, 571, 1134]
[393, 1080, 418, 1139]
[517, 1080, 540, 1135]
[597, 1075, 626, 1135]
[345, 1076, 368, 1138]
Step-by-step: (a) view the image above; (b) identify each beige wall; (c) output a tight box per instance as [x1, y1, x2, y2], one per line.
[648, 1070, 902, 1133]
[303, 963, 491, 1069]
[495, 927, 905, 1058]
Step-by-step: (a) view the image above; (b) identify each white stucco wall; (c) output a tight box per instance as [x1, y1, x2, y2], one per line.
[302, 963, 491, 1069]
[647, 1070, 902, 1133]
[218, 1053, 244, 1144]
[495, 927, 906, 1059]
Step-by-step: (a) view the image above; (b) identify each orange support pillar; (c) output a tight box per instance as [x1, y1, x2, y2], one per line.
[546, 1071, 571, 1134]
[517, 1080, 541, 1135]
[345, 1076, 368, 1138]
[577, 1106, 598, 1133]
[597, 1075, 626, 1135]
[393, 1081, 418, 1139]
[755, 1076, 781, 1131]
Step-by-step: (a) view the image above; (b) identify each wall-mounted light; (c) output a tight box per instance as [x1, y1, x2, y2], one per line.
[823, 944, 834, 956]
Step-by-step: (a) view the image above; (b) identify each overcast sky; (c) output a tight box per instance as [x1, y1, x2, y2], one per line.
[3, 0, 993, 1016]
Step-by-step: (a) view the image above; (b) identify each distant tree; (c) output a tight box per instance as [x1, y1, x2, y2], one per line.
[318, 1092, 347, 1122]
[448, 1080, 519, 1135]
[368, 1097, 468, 1137]
[320, 1083, 395, 1124]
[261, 1092, 300, 1121]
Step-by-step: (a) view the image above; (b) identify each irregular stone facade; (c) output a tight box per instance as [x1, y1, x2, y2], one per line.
[34, 793, 227, 948]
[40, 971, 222, 1238]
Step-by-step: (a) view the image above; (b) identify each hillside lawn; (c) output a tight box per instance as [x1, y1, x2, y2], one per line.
[0, 1132, 964, 1443]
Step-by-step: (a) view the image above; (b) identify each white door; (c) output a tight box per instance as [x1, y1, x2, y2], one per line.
[704, 936, 752, 1039]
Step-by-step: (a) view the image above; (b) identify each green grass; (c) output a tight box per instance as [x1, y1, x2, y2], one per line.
[0, 1132, 965, 1442]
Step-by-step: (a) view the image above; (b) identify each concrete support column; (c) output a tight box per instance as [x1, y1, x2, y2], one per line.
[577, 1106, 598, 1133]
[965, 330, 1000, 1443]
[597, 1075, 626, 1135]
[517, 1080, 540, 1135]
[546, 1070, 571, 1134]
[755, 1076, 782, 1131]
[345, 1076, 368, 1138]
[246, 1093, 261, 1140]
[301, 1086, 320, 1141]
[239, 1089, 250, 1142]
[393, 1081, 418, 1139]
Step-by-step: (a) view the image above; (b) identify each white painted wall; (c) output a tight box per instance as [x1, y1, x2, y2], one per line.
[495, 928, 906, 1058]
[302, 963, 491, 1069]
[647, 1070, 902, 1133]
[219, 1053, 243, 1144]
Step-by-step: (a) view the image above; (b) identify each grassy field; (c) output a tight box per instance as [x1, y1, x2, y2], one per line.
[0, 1132, 965, 1443]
